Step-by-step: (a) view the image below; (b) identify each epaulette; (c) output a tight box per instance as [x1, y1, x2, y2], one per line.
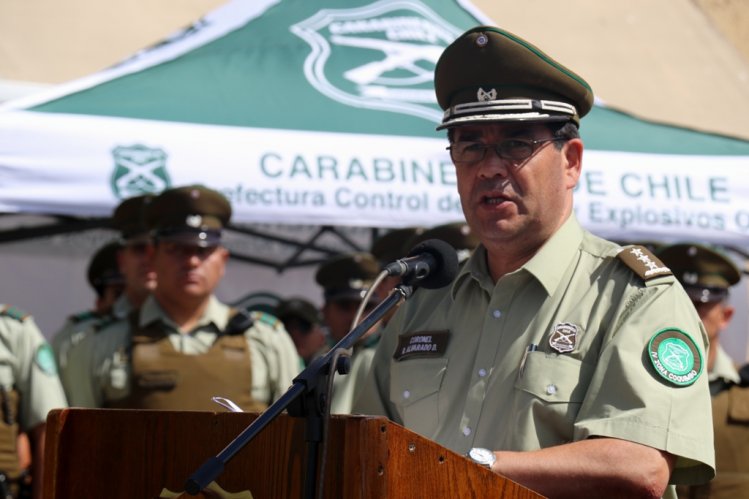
[250, 311, 282, 331]
[69, 310, 99, 324]
[93, 314, 120, 333]
[617, 245, 672, 282]
[0, 305, 29, 322]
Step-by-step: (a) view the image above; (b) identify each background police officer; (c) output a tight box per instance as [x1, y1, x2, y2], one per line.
[53, 194, 157, 407]
[315, 252, 383, 414]
[275, 297, 325, 368]
[0, 305, 67, 499]
[52, 240, 123, 404]
[659, 243, 749, 498]
[90, 185, 300, 411]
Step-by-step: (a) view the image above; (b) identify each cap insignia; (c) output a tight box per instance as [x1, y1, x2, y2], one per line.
[477, 87, 497, 102]
[647, 328, 702, 386]
[682, 271, 699, 285]
[475, 33, 489, 47]
[549, 322, 578, 353]
[186, 215, 203, 228]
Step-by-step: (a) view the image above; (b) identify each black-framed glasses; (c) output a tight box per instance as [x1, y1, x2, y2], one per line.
[447, 138, 565, 165]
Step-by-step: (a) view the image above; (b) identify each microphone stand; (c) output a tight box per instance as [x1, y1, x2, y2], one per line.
[184, 283, 415, 498]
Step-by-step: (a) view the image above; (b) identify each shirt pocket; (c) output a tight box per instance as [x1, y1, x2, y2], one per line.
[513, 352, 593, 443]
[390, 357, 448, 437]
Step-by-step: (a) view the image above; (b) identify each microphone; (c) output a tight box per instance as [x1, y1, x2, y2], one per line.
[384, 239, 459, 289]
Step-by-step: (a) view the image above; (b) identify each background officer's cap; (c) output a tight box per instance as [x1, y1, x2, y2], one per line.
[658, 243, 741, 303]
[147, 185, 231, 247]
[411, 222, 480, 263]
[315, 252, 380, 302]
[370, 227, 425, 265]
[111, 194, 155, 245]
[435, 26, 594, 130]
[276, 297, 322, 328]
[87, 241, 124, 290]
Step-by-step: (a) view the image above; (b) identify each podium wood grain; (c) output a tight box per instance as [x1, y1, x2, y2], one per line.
[44, 408, 543, 499]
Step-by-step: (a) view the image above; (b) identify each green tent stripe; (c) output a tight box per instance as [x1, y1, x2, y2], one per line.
[26, 0, 749, 155]
[583, 105, 749, 155]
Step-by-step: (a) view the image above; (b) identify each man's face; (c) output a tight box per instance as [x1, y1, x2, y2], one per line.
[692, 300, 734, 345]
[118, 242, 157, 296]
[322, 298, 378, 342]
[152, 241, 228, 303]
[451, 122, 582, 251]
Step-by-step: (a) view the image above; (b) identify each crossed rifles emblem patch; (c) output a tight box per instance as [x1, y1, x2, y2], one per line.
[549, 323, 579, 353]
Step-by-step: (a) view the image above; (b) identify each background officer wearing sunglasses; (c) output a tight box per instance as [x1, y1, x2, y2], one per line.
[355, 26, 714, 497]
[659, 243, 749, 499]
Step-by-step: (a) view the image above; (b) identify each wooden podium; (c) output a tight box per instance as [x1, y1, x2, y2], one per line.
[44, 408, 543, 499]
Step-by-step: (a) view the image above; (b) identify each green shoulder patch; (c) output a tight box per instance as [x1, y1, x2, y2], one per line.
[0, 305, 29, 322]
[250, 311, 281, 331]
[648, 328, 702, 386]
[35, 344, 58, 375]
[617, 245, 672, 281]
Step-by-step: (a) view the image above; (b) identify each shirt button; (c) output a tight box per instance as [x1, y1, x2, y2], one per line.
[492, 309, 502, 319]
[546, 384, 557, 395]
[462, 426, 472, 436]
[403, 390, 411, 399]
[478, 368, 487, 378]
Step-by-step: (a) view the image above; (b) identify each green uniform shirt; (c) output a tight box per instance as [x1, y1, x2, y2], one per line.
[53, 294, 132, 406]
[330, 344, 377, 415]
[355, 215, 715, 487]
[91, 295, 301, 408]
[0, 308, 68, 430]
[710, 344, 740, 384]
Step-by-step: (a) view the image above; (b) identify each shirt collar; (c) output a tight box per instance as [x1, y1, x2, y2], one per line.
[451, 214, 583, 298]
[523, 214, 584, 295]
[140, 294, 229, 332]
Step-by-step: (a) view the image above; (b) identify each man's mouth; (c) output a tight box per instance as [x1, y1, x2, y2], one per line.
[482, 194, 511, 205]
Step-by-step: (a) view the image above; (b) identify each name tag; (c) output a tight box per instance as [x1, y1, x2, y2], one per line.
[393, 330, 450, 361]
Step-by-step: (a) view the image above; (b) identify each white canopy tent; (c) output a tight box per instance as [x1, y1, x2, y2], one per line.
[1, 0, 749, 354]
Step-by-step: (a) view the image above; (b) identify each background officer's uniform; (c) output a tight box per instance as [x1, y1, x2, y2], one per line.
[54, 195, 155, 408]
[52, 240, 123, 406]
[0, 305, 67, 496]
[89, 186, 300, 411]
[316, 252, 382, 414]
[659, 243, 749, 499]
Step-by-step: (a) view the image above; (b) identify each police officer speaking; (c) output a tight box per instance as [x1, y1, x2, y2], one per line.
[355, 26, 714, 498]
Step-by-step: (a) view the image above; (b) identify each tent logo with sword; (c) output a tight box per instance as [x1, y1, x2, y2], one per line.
[290, 0, 462, 123]
[110, 145, 172, 199]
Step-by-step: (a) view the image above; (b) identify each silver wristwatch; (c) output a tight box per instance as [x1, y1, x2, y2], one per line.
[467, 447, 496, 468]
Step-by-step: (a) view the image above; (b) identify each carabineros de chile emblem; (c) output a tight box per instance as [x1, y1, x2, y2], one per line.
[648, 328, 702, 387]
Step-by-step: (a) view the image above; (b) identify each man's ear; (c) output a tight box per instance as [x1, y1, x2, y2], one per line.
[722, 304, 735, 328]
[562, 138, 583, 188]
